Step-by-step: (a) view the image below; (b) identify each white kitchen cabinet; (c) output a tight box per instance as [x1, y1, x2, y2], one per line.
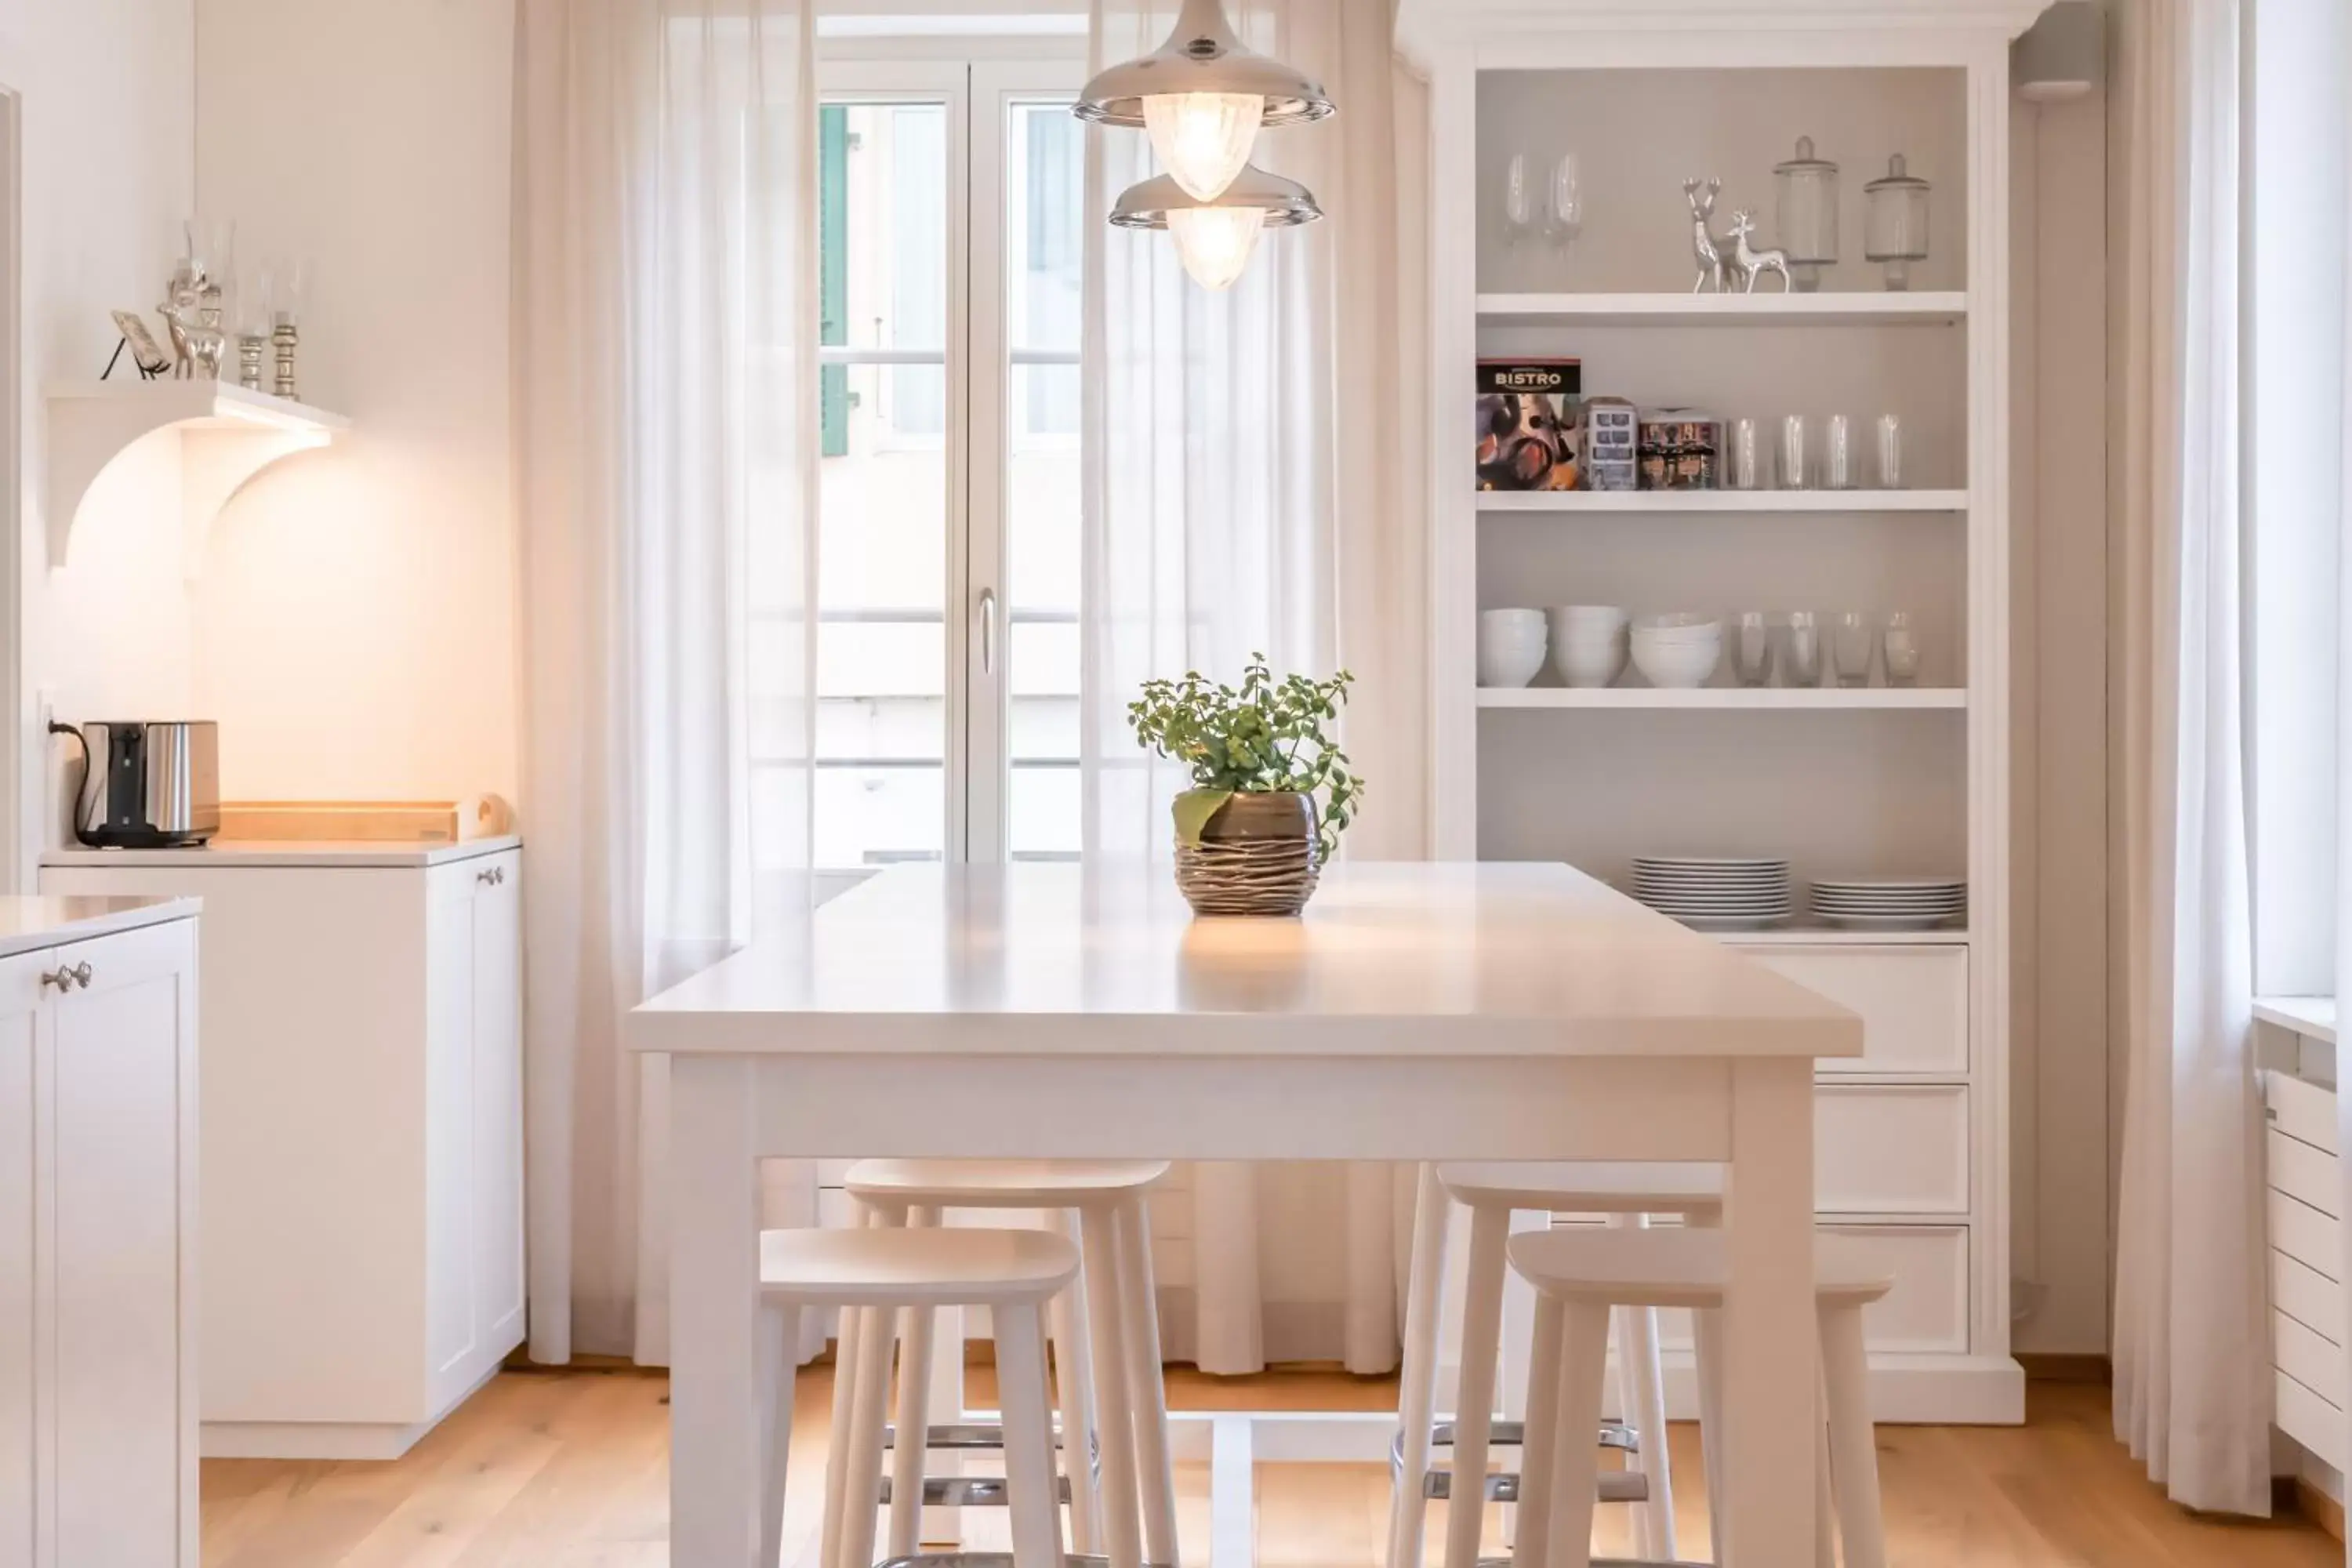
[41, 840, 522, 1460]
[0, 902, 200, 1568]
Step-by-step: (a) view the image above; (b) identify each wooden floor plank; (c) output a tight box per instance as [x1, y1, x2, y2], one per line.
[200, 1367, 2339, 1567]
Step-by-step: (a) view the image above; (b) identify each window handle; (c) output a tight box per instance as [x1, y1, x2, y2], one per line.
[978, 589, 999, 677]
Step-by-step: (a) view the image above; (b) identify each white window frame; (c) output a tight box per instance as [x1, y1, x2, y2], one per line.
[815, 43, 1086, 868]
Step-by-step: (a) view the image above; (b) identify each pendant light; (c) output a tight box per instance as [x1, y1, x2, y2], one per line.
[1109, 165, 1323, 292]
[1077, 0, 1334, 203]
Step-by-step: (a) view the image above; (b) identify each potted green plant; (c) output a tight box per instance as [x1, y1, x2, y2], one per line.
[1126, 655, 1361, 916]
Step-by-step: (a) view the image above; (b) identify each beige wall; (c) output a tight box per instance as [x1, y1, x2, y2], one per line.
[0, 0, 198, 873]
[188, 0, 517, 805]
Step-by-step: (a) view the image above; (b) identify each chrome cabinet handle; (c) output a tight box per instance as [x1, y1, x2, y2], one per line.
[978, 589, 999, 677]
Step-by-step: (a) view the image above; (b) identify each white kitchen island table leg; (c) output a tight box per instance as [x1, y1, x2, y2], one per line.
[1720, 1058, 1820, 1566]
[671, 1054, 766, 1568]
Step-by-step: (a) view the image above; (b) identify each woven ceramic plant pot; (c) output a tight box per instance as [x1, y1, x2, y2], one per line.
[1174, 789, 1320, 917]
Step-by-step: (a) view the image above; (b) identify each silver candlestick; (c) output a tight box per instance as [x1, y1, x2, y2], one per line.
[272, 319, 299, 401]
[238, 334, 268, 391]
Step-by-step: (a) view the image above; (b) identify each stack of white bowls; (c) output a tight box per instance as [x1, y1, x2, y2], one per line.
[1630, 614, 1723, 688]
[1548, 605, 1628, 688]
[1478, 608, 1548, 688]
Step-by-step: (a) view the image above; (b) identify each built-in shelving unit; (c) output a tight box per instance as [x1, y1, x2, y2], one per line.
[45, 380, 350, 575]
[1419, 2, 2036, 1425]
[1475, 686, 1965, 710]
[1476, 291, 1970, 328]
[1478, 488, 1968, 514]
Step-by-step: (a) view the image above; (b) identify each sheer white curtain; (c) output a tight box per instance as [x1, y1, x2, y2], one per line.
[513, 0, 819, 1363]
[2107, 0, 2272, 1515]
[1080, 0, 1428, 1372]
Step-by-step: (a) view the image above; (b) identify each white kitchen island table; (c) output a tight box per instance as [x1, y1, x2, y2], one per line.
[630, 861, 1861, 1568]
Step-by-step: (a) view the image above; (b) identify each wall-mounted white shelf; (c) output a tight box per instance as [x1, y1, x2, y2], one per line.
[45, 381, 350, 575]
[1477, 687, 1966, 710]
[1476, 292, 1970, 328]
[1479, 489, 1969, 514]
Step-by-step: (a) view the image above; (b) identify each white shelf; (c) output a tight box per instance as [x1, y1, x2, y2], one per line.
[1479, 489, 1968, 514]
[45, 380, 350, 575]
[1717, 927, 1971, 947]
[1477, 292, 1969, 328]
[1477, 687, 1966, 710]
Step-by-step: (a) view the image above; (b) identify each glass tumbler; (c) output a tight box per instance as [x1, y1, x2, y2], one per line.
[1783, 612, 1823, 688]
[1730, 612, 1775, 687]
[1728, 418, 1765, 490]
[1778, 415, 1809, 490]
[1824, 415, 1857, 490]
[1875, 414, 1905, 489]
[1833, 612, 1877, 688]
[1882, 610, 1921, 687]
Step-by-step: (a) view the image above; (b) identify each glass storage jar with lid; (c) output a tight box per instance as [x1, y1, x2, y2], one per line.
[1772, 136, 1839, 292]
[1864, 154, 1931, 291]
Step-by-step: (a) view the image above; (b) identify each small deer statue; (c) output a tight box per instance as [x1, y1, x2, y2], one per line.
[1684, 178, 1733, 294]
[158, 265, 226, 379]
[1728, 209, 1792, 294]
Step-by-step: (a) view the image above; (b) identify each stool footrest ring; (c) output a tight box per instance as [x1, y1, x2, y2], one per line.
[875, 1474, 1076, 1508]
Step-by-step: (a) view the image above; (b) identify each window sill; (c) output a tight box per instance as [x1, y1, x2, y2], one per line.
[2256, 996, 2338, 1045]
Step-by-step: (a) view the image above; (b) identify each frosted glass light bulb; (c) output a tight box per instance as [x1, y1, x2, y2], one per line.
[1167, 205, 1268, 290]
[1143, 93, 1264, 201]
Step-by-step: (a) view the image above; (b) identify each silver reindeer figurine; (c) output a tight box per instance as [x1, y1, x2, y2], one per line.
[1729, 209, 1792, 293]
[1684, 178, 1734, 294]
[158, 265, 227, 380]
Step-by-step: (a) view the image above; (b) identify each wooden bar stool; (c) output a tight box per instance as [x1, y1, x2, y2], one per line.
[842, 1160, 1179, 1568]
[1389, 1162, 1725, 1568]
[761, 1226, 1080, 1568]
[1505, 1227, 1892, 1568]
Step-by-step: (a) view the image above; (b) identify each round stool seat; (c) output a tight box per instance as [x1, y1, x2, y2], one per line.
[1507, 1227, 1893, 1309]
[760, 1226, 1078, 1307]
[844, 1158, 1172, 1208]
[1436, 1161, 1723, 1215]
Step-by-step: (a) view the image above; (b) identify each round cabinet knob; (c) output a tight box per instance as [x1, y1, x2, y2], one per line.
[40, 969, 68, 990]
[70, 962, 93, 988]
[477, 867, 497, 885]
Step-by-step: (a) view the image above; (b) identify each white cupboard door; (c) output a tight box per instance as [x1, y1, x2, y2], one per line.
[473, 855, 525, 1349]
[49, 922, 196, 1568]
[0, 953, 45, 1568]
[426, 868, 481, 1390]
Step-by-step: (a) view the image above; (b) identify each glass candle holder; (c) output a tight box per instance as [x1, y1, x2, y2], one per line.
[1864, 154, 1930, 292]
[1773, 136, 1839, 294]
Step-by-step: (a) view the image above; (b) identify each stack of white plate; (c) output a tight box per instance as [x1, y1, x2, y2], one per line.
[1630, 856, 1792, 930]
[1630, 614, 1722, 688]
[1809, 877, 1967, 930]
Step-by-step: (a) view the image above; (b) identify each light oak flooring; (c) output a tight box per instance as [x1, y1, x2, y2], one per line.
[200, 1365, 2339, 1567]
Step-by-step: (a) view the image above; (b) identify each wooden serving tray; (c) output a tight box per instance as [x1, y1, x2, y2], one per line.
[216, 797, 512, 844]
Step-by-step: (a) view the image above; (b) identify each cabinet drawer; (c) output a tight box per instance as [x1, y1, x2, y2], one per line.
[2266, 1071, 2338, 1154]
[2274, 1249, 2343, 1345]
[2279, 1367, 2347, 1470]
[2272, 1189, 2342, 1282]
[1817, 1085, 1969, 1214]
[2277, 1308, 2347, 1401]
[1661, 1224, 1969, 1356]
[1748, 946, 1968, 1076]
[2270, 1128, 2340, 1219]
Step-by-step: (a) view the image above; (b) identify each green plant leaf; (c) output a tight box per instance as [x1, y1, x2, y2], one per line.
[1172, 789, 1234, 846]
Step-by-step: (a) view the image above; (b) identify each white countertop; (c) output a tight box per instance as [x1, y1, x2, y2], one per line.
[631, 860, 1863, 1060]
[42, 834, 521, 869]
[0, 895, 201, 960]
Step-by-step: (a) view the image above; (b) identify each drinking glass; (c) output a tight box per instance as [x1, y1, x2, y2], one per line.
[1730, 612, 1775, 687]
[1784, 611, 1823, 687]
[1728, 418, 1765, 490]
[1833, 612, 1877, 688]
[1501, 154, 1536, 245]
[1875, 414, 1906, 489]
[1882, 610, 1921, 687]
[1824, 415, 1857, 490]
[1778, 415, 1809, 490]
[1546, 154, 1584, 257]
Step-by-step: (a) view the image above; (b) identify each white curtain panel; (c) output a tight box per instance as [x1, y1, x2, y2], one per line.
[1080, 0, 1428, 1373]
[513, 0, 820, 1363]
[2107, 0, 2273, 1516]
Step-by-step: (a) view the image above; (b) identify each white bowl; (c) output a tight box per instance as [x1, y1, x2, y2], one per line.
[1635, 612, 1719, 635]
[1479, 641, 1548, 688]
[1632, 641, 1722, 688]
[1482, 608, 1547, 638]
[1555, 644, 1628, 688]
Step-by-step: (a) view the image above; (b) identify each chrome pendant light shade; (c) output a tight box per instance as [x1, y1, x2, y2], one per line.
[1076, 0, 1337, 132]
[1110, 165, 1323, 292]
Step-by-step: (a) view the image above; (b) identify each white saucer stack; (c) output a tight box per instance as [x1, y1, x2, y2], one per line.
[1630, 856, 1793, 930]
[1809, 877, 1967, 930]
